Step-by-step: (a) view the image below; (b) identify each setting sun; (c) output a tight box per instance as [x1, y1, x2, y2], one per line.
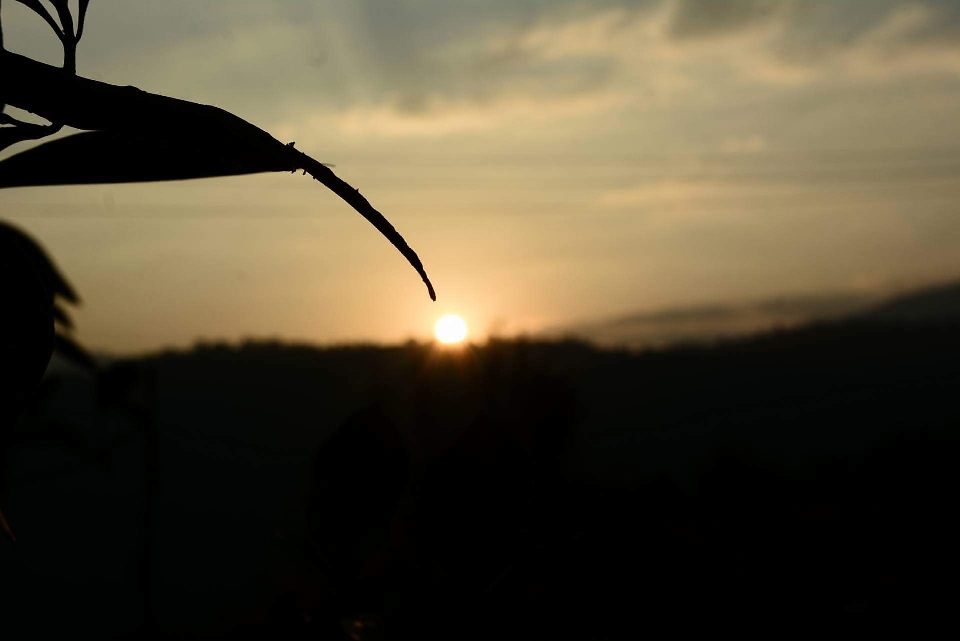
[435, 314, 468, 344]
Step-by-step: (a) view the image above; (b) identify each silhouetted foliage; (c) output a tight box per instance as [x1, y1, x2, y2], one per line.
[0, 220, 92, 539]
[0, 0, 434, 546]
[0, 1, 434, 299]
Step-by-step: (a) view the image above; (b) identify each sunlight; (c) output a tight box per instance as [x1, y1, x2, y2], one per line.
[435, 314, 468, 344]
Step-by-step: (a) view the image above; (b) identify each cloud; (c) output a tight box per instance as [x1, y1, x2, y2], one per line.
[300, 0, 960, 144]
[13, 0, 960, 145]
[668, 0, 783, 40]
[598, 180, 759, 209]
[495, 1, 960, 87]
[329, 91, 627, 138]
[830, 4, 960, 80]
[721, 134, 768, 154]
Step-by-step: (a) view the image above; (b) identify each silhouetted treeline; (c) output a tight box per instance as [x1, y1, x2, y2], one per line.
[2, 315, 960, 639]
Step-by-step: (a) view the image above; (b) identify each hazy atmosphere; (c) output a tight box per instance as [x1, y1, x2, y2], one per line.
[5, 2, 960, 638]
[3, 0, 960, 352]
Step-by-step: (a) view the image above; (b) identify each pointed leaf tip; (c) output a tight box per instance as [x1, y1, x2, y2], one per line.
[292, 150, 438, 302]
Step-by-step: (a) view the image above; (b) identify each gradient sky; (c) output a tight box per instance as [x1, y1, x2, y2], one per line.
[2, 0, 960, 353]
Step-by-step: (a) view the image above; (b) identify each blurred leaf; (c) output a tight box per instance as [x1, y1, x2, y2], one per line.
[52, 332, 96, 372]
[0, 221, 79, 303]
[52, 303, 73, 329]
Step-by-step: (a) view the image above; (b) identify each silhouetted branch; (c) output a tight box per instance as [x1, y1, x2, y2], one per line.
[49, 0, 72, 36]
[0, 0, 80, 151]
[14, 0, 85, 73]
[13, 0, 63, 40]
[0, 111, 62, 152]
[75, 0, 90, 42]
[49, 0, 75, 72]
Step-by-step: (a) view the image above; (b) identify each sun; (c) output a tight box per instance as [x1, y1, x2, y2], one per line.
[435, 314, 468, 344]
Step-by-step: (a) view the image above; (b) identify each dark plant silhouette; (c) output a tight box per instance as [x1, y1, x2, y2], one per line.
[0, 220, 93, 539]
[0, 238, 49, 539]
[0, 0, 435, 541]
[0, 221, 93, 371]
[0, 1, 435, 300]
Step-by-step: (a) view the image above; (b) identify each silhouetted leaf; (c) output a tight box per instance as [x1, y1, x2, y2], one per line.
[0, 50, 436, 300]
[0, 118, 62, 153]
[0, 221, 79, 303]
[52, 303, 72, 329]
[0, 130, 291, 186]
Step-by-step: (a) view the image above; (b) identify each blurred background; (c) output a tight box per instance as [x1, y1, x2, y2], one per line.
[2, 1, 960, 639]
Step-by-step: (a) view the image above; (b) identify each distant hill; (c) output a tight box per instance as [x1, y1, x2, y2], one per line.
[549, 290, 878, 349]
[552, 279, 960, 349]
[7, 311, 960, 638]
[857, 280, 960, 324]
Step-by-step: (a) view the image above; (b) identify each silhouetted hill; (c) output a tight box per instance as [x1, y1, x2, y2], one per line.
[857, 279, 960, 324]
[2, 312, 960, 638]
[553, 278, 960, 350]
[550, 290, 878, 349]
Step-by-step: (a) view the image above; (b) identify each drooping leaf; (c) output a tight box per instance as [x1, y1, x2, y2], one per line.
[0, 129, 292, 186]
[0, 221, 79, 303]
[0, 50, 436, 300]
[0, 117, 62, 153]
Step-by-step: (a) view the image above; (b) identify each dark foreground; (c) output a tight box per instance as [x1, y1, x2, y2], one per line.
[2, 314, 959, 639]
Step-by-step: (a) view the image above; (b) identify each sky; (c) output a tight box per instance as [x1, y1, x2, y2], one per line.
[2, 0, 960, 353]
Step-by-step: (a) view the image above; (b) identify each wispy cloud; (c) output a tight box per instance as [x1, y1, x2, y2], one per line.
[330, 91, 628, 137]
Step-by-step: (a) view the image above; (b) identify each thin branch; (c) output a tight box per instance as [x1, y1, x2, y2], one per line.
[14, 0, 64, 40]
[50, 0, 73, 40]
[75, 0, 89, 42]
[0, 0, 76, 145]
[49, 0, 77, 73]
[0, 118, 62, 152]
[15, 0, 79, 72]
